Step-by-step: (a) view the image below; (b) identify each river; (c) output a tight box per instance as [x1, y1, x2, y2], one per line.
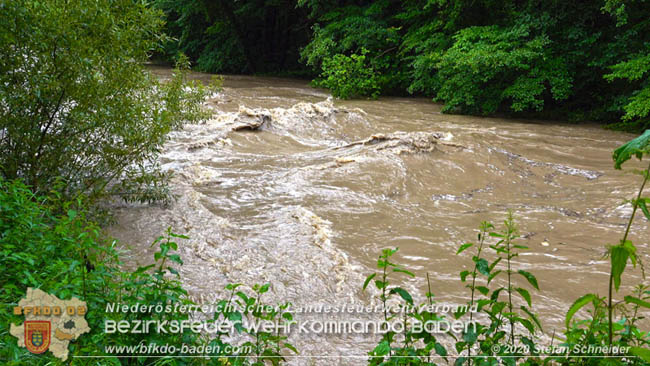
[107, 67, 648, 365]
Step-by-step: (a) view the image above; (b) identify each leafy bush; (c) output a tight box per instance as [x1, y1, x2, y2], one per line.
[315, 50, 381, 99]
[1, 178, 117, 364]
[0, 0, 216, 205]
[435, 23, 571, 115]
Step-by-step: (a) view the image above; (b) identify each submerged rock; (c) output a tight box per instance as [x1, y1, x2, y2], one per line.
[231, 105, 272, 131]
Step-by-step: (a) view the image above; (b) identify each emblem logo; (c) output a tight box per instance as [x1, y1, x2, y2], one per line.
[24, 321, 51, 354]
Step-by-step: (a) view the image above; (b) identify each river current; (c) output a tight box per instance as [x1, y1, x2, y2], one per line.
[108, 67, 648, 365]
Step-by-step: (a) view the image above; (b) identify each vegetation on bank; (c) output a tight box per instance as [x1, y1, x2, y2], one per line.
[152, 0, 650, 132]
[0, 179, 297, 365]
[0, 0, 217, 206]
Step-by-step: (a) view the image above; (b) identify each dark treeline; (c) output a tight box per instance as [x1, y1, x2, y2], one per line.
[154, 0, 312, 74]
[154, 0, 650, 131]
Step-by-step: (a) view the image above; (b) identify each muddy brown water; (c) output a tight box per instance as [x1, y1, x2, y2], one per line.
[108, 67, 649, 364]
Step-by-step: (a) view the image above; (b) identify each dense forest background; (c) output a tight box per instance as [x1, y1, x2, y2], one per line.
[153, 0, 650, 131]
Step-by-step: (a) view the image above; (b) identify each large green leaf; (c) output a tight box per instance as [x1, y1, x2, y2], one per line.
[521, 305, 543, 331]
[435, 342, 448, 357]
[363, 273, 376, 290]
[393, 267, 415, 277]
[390, 287, 414, 305]
[624, 295, 650, 309]
[517, 270, 539, 290]
[515, 287, 532, 307]
[457, 242, 474, 254]
[630, 347, 650, 362]
[613, 130, 650, 169]
[565, 293, 597, 328]
[638, 198, 650, 221]
[610, 240, 636, 291]
[476, 258, 490, 275]
[373, 340, 390, 356]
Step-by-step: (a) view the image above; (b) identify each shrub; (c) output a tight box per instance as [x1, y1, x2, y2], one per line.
[0, 0, 216, 205]
[316, 50, 381, 99]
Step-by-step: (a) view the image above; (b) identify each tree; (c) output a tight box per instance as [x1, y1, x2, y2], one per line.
[0, 0, 213, 204]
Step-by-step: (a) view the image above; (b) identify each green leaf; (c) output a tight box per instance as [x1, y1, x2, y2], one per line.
[167, 254, 183, 265]
[228, 311, 242, 323]
[284, 343, 299, 354]
[393, 267, 415, 277]
[390, 287, 414, 305]
[624, 295, 650, 309]
[235, 291, 249, 304]
[491, 287, 504, 301]
[630, 347, 650, 362]
[477, 299, 492, 311]
[517, 270, 539, 290]
[566, 293, 597, 329]
[516, 317, 536, 334]
[363, 273, 376, 290]
[170, 232, 190, 239]
[476, 258, 490, 276]
[488, 257, 502, 272]
[373, 340, 390, 356]
[460, 270, 470, 282]
[476, 286, 490, 296]
[488, 269, 502, 283]
[135, 264, 155, 273]
[610, 241, 636, 291]
[23, 271, 37, 286]
[457, 243, 473, 254]
[521, 305, 543, 331]
[613, 130, 650, 169]
[463, 327, 478, 343]
[435, 342, 447, 356]
[515, 287, 532, 307]
[638, 198, 650, 221]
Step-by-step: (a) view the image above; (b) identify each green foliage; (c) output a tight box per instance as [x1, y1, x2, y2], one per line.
[299, 1, 407, 96]
[315, 50, 380, 99]
[435, 23, 571, 114]
[148, 0, 644, 131]
[613, 130, 650, 169]
[0, 0, 215, 205]
[0, 177, 116, 364]
[362, 248, 447, 365]
[566, 294, 599, 329]
[362, 214, 648, 365]
[149, 0, 650, 130]
[603, 6, 650, 131]
[0, 178, 294, 365]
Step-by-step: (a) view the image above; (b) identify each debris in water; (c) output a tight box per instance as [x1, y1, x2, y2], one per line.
[339, 131, 443, 154]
